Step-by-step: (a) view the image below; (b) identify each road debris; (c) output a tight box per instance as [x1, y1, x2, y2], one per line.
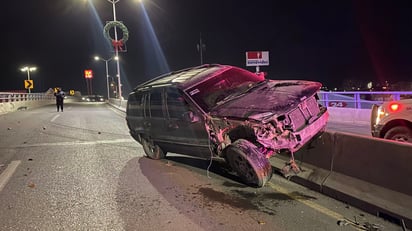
[337, 217, 384, 231]
[257, 220, 266, 225]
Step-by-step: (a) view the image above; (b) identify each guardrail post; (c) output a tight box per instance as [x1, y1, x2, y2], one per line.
[321, 92, 329, 107]
[354, 93, 360, 109]
[393, 93, 400, 101]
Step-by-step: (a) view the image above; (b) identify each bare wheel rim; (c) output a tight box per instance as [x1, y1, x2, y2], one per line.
[142, 137, 162, 159]
[231, 153, 258, 183]
[147, 140, 156, 153]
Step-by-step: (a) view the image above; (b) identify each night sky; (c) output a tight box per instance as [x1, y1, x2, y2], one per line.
[2, 0, 412, 96]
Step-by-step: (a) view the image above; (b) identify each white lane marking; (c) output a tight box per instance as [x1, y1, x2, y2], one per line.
[0, 160, 21, 192]
[51, 114, 60, 122]
[14, 138, 135, 148]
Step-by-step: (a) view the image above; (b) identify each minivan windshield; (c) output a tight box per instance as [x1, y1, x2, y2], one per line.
[185, 67, 264, 112]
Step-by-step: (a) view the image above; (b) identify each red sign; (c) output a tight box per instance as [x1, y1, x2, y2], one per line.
[247, 51, 263, 59]
[246, 51, 269, 66]
[84, 70, 93, 79]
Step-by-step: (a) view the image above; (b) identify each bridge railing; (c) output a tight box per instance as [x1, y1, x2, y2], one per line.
[0, 92, 54, 103]
[318, 91, 412, 109]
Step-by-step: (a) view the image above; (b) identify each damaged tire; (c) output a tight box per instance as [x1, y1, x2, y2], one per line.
[224, 139, 272, 187]
[141, 137, 166, 159]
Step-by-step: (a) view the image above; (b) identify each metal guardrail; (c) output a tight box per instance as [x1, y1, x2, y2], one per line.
[0, 93, 54, 103]
[318, 91, 412, 109]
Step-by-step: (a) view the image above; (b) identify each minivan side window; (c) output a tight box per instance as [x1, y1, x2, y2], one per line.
[127, 92, 143, 117]
[166, 88, 189, 119]
[149, 88, 163, 118]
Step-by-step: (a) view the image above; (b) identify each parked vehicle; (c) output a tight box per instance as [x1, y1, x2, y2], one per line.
[126, 64, 329, 187]
[371, 99, 412, 143]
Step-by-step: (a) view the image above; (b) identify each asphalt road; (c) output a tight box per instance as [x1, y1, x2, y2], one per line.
[0, 103, 402, 230]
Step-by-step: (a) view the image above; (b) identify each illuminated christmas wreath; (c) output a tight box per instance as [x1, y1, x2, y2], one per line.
[103, 21, 129, 51]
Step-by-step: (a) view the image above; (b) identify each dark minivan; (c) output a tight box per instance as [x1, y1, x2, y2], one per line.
[126, 64, 328, 187]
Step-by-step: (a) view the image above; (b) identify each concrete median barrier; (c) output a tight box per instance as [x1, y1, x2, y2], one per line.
[330, 132, 412, 197]
[270, 132, 335, 191]
[271, 131, 412, 227]
[0, 103, 15, 114]
[323, 132, 412, 227]
[108, 98, 127, 112]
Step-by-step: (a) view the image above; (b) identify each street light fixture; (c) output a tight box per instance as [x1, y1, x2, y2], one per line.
[94, 55, 118, 99]
[20, 66, 37, 93]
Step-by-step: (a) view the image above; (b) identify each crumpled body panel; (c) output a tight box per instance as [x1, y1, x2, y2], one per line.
[210, 80, 322, 118]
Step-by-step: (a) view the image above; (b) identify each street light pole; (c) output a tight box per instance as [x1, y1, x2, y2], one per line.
[197, 33, 206, 65]
[94, 56, 111, 99]
[107, 0, 122, 99]
[104, 59, 110, 99]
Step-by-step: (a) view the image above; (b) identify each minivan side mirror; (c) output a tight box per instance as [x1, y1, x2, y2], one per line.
[182, 111, 201, 123]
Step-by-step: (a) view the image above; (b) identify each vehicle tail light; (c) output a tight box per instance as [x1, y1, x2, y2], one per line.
[389, 103, 401, 112]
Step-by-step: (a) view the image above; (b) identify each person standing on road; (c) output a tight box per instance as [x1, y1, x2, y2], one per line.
[54, 88, 65, 112]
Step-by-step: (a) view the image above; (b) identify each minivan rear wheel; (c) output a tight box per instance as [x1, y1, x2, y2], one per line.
[141, 137, 166, 159]
[224, 139, 272, 187]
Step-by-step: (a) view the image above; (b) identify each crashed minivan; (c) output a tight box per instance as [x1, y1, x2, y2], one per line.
[126, 64, 328, 187]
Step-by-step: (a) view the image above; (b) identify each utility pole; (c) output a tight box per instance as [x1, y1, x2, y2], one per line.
[197, 33, 206, 65]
